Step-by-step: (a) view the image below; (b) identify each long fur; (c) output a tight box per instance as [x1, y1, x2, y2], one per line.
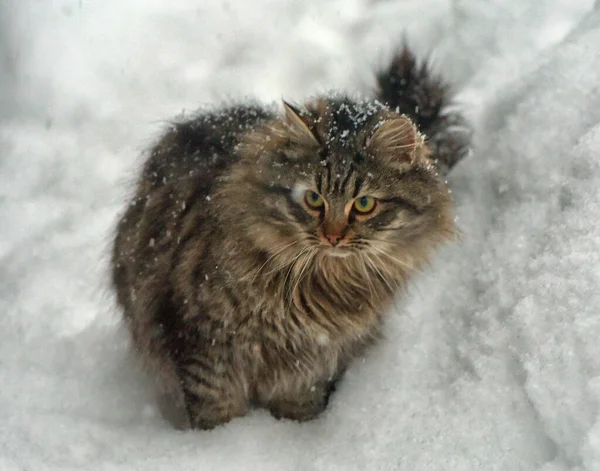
[111, 47, 468, 430]
[375, 46, 471, 174]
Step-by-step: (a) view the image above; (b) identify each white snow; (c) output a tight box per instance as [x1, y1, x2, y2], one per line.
[2, 0, 600, 469]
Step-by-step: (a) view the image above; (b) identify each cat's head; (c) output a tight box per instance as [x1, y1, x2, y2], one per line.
[225, 96, 455, 277]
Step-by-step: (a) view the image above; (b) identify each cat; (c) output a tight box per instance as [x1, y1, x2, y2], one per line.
[111, 46, 470, 430]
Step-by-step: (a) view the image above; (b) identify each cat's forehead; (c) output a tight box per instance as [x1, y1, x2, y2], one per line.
[275, 96, 405, 195]
[294, 150, 388, 199]
[310, 96, 388, 144]
[308, 97, 392, 169]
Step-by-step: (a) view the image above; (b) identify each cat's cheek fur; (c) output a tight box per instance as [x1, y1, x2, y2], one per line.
[246, 223, 297, 254]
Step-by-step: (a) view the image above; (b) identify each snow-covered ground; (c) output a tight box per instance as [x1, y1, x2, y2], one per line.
[2, 0, 600, 469]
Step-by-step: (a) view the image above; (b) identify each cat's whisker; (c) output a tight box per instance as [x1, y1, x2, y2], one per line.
[374, 255, 402, 290]
[365, 252, 404, 313]
[294, 250, 314, 291]
[262, 240, 313, 276]
[252, 240, 300, 283]
[287, 249, 316, 309]
[294, 248, 317, 292]
[358, 252, 377, 305]
[370, 245, 426, 277]
[283, 246, 312, 299]
[374, 227, 408, 232]
[386, 143, 420, 150]
[364, 253, 396, 295]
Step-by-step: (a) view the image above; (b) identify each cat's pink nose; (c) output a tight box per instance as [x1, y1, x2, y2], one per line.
[325, 233, 342, 246]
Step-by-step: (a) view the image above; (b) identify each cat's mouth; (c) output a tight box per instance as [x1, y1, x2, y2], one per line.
[327, 250, 351, 258]
[320, 245, 354, 258]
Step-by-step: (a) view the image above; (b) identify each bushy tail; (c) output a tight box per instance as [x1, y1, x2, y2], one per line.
[375, 46, 471, 175]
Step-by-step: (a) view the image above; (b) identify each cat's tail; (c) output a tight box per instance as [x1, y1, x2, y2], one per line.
[375, 45, 471, 175]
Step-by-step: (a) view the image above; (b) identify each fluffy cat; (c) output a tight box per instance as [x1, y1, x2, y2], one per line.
[111, 46, 470, 430]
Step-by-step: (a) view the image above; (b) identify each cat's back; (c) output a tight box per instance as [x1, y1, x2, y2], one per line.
[112, 103, 273, 310]
[141, 103, 273, 189]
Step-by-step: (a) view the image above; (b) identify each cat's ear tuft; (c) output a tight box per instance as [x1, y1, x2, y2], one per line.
[282, 100, 320, 148]
[366, 116, 421, 168]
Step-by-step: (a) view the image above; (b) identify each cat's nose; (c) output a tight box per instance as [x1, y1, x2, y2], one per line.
[325, 233, 342, 246]
[322, 220, 347, 246]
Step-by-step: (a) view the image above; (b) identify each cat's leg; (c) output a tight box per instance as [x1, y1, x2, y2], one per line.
[177, 351, 248, 430]
[148, 356, 192, 430]
[265, 378, 337, 422]
[156, 387, 190, 430]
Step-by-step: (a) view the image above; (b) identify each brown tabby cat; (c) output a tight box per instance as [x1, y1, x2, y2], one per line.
[111, 47, 470, 430]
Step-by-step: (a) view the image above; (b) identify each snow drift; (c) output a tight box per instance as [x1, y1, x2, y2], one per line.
[1, 0, 599, 469]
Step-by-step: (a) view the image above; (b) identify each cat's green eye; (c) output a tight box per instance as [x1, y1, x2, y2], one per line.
[354, 196, 377, 214]
[304, 191, 325, 209]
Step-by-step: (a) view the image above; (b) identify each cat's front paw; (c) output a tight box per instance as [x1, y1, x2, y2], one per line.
[267, 385, 331, 422]
[185, 396, 245, 430]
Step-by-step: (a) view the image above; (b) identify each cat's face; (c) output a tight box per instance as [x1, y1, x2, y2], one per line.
[230, 97, 454, 273]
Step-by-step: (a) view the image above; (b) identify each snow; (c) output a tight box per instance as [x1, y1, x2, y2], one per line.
[2, 0, 600, 469]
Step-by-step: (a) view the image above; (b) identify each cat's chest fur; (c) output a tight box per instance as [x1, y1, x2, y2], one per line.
[191, 247, 385, 380]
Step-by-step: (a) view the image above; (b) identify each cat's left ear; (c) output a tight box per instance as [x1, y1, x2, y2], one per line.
[366, 116, 422, 168]
[282, 100, 320, 148]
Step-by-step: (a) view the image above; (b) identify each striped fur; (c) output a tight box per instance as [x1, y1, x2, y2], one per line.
[112, 49, 466, 430]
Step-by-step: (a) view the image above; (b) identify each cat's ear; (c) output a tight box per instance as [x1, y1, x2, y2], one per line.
[282, 100, 320, 148]
[366, 116, 421, 168]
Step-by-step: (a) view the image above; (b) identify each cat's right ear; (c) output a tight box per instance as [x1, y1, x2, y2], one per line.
[366, 116, 421, 169]
[282, 100, 320, 148]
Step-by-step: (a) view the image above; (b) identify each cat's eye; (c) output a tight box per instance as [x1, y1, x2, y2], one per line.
[353, 196, 377, 214]
[304, 190, 325, 209]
